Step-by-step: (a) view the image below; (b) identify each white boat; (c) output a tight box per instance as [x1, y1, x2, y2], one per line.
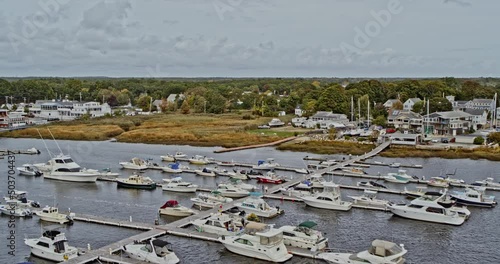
[119, 157, 148, 170]
[24, 226, 79, 262]
[162, 177, 198, 193]
[278, 221, 328, 251]
[302, 182, 352, 211]
[201, 191, 234, 204]
[224, 178, 257, 191]
[318, 239, 407, 264]
[35, 206, 74, 224]
[160, 154, 176, 162]
[218, 222, 293, 263]
[25, 147, 41, 154]
[162, 163, 188, 173]
[268, 118, 285, 127]
[348, 190, 391, 210]
[123, 238, 180, 264]
[94, 168, 120, 178]
[17, 164, 43, 176]
[195, 167, 216, 177]
[403, 186, 428, 199]
[235, 194, 283, 218]
[147, 160, 167, 170]
[0, 203, 33, 217]
[37, 155, 99, 182]
[215, 184, 250, 198]
[306, 174, 326, 188]
[451, 187, 497, 208]
[191, 213, 244, 235]
[191, 195, 223, 209]
[230, 170, 249, 180]
[252, 158, 280, 170]
[294, 168, 310, 174]
[172, 152, 187, 158]
[189, 155, 211, 165]
[212, 167, 235, 177]
[340, 167, 366, 175]
[388, 162, 401, 168]
[389, 191, 467, 225]
[427, 177, 450, 188]
[3, 190, 40, 208]
[384, 175, 410, 184]
[159, 200, 195, 217]
[280, 183, 313, 198]
[116, 174, 157, 190]
[217, 160, 236, 167]
[474, 177, 500, 188]
[357, 181, 387, 189]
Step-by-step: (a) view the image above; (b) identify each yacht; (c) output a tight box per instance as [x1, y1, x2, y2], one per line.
[257, 171, 286, 184]
[189, 155, 211, 165]
[159, 200, 195, 217]
[252, 158, 280, 170]
[215, 184, 250, 198]
[403, 186, 428, 199]
[318, 239, 407, 264]
[119, 157, 148, 170]
[195, 167, 216, 177]
[348, 190, 392, 210]
[38, 155, 99, 182]
[191, 213, 244, 235]
[162, 177, 198, 193]
[340, 167, 366, 175]
[35, 206, 74, 224]
[3, 190, 40, 208]
[474, 177, 500, 188]
[191, 191, 233, 209]
[427, 177, 450, 188]
[0, 203, 33, 217]
[224, 178, 257, 192]
[278, 221, 328, 251]
[217, 160, 236, 167]
[280, 183, 313, 198]
[17, 164, 43, 176]
[116, 174, 157, 190]
[235, 195, 283, 218]
[24, 226, 79, 262]
[357, 181, 387, 189]
[450, 187, 497, 207]
[230, 170, 249, 180]
[123, 238, 180, 264]
[218, 222, 293, 262]
[301, 182, 352, 211]
[162, 163, 188, 173]
[388, 192, 467, 225]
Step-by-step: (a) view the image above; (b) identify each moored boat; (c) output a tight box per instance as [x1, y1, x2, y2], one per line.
[191, 213, 244, 235]
[17, 164, 43, 176]
[318, 239, 407, 264]
[257, 171, 286, 184]
[119, 157, 149, 170]
[189, 155, 211, 165]
[278, 221, 328, 251]
[235, 194, 284, 218]
[280, 183, 313, 198]
[3, 190, 40, 208]
[301, 182, 352, 211]
[403, 186, 428, 199]
[159, 200, 195, 217]
[427, 177, 450, 188]
[215, 184, 250, 198]
[450, 187, 496, 207]
[252, 158, 280, 170]
[195, 167, 216, 177]
[474, 177, 500, 188]
[24, 225, 79, 262]
[116, 174, 157, 190]
[123, 238, 180, 264]
[348, 190, 392, 210]
[37, 155, 99, 182]
[357, 181, 387, 189]
[162, 177, 198, 193]
[0, 203, 33, 217]
[35, 206, 74, 224]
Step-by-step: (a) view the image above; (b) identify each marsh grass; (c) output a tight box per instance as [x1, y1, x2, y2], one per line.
[381, 146, 500, 161]
[277, 140, 375, 155]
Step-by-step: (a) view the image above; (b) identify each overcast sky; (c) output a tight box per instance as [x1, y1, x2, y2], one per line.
[0, 0, 498, 77]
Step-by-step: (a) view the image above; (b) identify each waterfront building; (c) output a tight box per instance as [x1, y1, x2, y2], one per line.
[29, 100, 111, 121]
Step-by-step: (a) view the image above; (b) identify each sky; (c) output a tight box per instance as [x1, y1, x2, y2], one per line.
[0, 0, 498, 78]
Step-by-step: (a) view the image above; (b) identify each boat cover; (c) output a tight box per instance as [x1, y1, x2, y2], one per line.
[169, 163, 180, 169]
[152, 239, 171, 247]
[298, 221, 317, 229]
[161, 200, 179, 208]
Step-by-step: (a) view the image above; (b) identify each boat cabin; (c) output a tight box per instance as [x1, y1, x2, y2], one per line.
[257, 228, 284, 246]
[42, 207, 59, 214]
[39, 228, 69, 253]
[367, 240, 405, 259]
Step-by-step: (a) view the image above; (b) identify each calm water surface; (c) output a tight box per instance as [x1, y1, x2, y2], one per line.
[0, 138, 499, 264]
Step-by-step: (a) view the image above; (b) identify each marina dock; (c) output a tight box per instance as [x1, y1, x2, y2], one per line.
[212, 136, 297, 153]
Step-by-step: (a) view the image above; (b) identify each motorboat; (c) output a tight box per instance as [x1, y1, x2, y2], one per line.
[159, 200, 195, 217]
[17, 164, 43, 176]
[162, 177, 198, 193]
[348, 190, 392, 210]
[340, 167, 366, 175]
[257, 171, 286, 184]
[357, 181, 387, 189]
[294, 168, 310, 174]
[35, 206, 74, 224]
[388, 191, 468, 225]
[195, 167, 216, 177]
[37, 155, 99, 182]
[239, 170, 263, 179]
[252, 158, 280, 170]
[147, 160, 167, 170]
[318, 239, 407, 264]
[189, 155, 211, 165]
[218, 222, 293, 262]
[306, 174, 326, 188]
[202, 191, 234, 203]
[403, 186, 429, 199]
[191, 191, 234, 209]
[172, 152, 187, 158]
[3, 190, 40, 208]
[384, 175, 410, 184]
[301, 182, 352, 211]
[427, 177, 450, 188]
[230, 170, 249, 180]
[212, 167, 235, 177]
[235, 194, 284, 218]
[24, 225, 79, 262]
[160, 154, 175, 162]
[116, 174, 157, 190]
[280, 183, 313, 198]
[0, 203, 33, 217]
[388, 162, 401, 168]
[25, 147, 41, 154]
[387, 170, 414, 180]
[191, 213, 244, 235]
[122, 238, 180, 264]
[119, 157, 148, 170]
[278, 221, 328, 251]
[215, 184, 250, 198]
[474, 177, 500, 188]
[94, 168, 120, 178]
[217, 160, 236, 167]
[450, 187, 497, 207]
[224, 178, 257, 192]
[162, 163, 188, 173]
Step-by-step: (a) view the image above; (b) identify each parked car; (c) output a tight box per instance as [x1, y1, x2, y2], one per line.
[386, 128, 396, 133]
[431, 139, 439, 143]
[441, 138, 449, 143]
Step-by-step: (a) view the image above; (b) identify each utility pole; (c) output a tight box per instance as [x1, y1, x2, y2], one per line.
[350, 96, 354, 122]
[79, 92, 82, 102]
[149, 97, 152, 113]
[204, 100, 207, 114]
[23, 97, 26, 104]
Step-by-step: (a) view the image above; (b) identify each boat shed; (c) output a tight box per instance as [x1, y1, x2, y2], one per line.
[389, 133, 422, 146]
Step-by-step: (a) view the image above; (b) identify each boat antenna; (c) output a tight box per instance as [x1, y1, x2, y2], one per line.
[37, 129, 53, 159]
[47, 128, 63, 155]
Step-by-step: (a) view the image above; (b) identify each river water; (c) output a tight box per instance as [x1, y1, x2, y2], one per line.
[0, 138, 499, 264]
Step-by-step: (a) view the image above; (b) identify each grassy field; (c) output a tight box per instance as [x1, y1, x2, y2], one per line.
[277, 140, 376, 155]
[381, 146, 500, 161]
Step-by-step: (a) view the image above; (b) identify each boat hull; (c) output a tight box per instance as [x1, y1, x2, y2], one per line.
[25, 240, 78, 262]
[195, 171, 216, 177]
[117, 181, 157, 190]
[43, 173, 98, 183]
[162, 186, 197, 193]
[389, 205, 464, 225]
[257, 178, 283, 184]
[219, 192, 249, 198]
[220, 239, 292, 263]
[124, 244, 180, 264]
[162, 168, 183, 173]
[450, 196, 496, 208]
[120, 164, 148, 170]
[302, 198, 352, 211]
[159, 208, 194, 217]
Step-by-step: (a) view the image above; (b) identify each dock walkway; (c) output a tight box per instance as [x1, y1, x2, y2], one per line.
[213, 136, 297, 153]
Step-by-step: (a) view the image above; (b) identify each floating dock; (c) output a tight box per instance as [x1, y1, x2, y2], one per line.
[213, 136, 297, 153]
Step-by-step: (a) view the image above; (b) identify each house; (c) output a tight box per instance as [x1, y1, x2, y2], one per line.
[310, 111, 349, 123]
[387, 110, 422, 130]
[403, 98, 421, 111]
[465, 98, 496, 112]
[423, 110, 472, 136]
[0, 109, 8, 128]
[294, 105, 304, 117]
[7, 112, 27, 127]
[383, 99, 402, 109]
[166, 94, 185, 103]
[29, 100, 111, 121]
[152, 100, 163, 112]
[277, 111, 286, 117]
[389, 132, 422, 146]
[464, 108, 488, 130]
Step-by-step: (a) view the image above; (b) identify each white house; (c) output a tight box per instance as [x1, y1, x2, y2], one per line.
[464, 108, 487, 130]
[465, 98, 496, 112]
[403, 98, 421, 111]
[29, 100, 111, 121]
[387, 110, 422, 130]
[423, 110, 473, 136]
[389, 132, 422, 146]
[166, 94, 185, 103]
[294, 105, 305, 117]
[153, 100, 163, 112]
[383, 99, 402, 109]
[310, 111, 349, 123]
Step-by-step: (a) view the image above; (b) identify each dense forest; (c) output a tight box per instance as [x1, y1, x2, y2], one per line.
[1, 77, 499, 123]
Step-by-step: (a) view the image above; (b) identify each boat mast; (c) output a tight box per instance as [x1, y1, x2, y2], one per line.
[351, 96, 354, 122]
[358, 98, 361, 126]
[367, 95, 370, 127]
[426, 97, 430, 134]
[47, 128, 63, 155]
[37, 129, 53, 159]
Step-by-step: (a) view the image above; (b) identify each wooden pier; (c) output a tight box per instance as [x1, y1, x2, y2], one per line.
[213, 136, 297, 153]
[0, 148, 41, 156]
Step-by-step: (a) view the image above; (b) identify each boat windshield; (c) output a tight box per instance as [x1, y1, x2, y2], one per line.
[260, 233, 282, 246]
[63, 159, 73, 163]
[368, 241, 404, 256]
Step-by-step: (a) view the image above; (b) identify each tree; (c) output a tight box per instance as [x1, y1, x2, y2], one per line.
[373, 115, 387, 126]
[316, 84, 348, 115]
[487, 132, 500, 144]
[412, 100, 425, 114]
[429, 97, 452, 113]
[136, 95, 152, 112]
[180, 100, 190, 114]
[328, 128, 337, 140]
[392, 101, 403, 110]
[473, 136, 485, 145]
